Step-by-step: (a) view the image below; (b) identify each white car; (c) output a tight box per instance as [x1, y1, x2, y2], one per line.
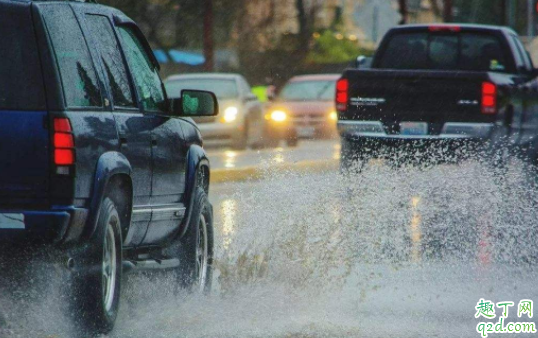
[165, 73, 269, 149]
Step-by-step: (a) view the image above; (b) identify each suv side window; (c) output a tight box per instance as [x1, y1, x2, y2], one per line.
[41, 5, 102, 108]
[85, 15, 135, 108]
[119, 27, 165, 111]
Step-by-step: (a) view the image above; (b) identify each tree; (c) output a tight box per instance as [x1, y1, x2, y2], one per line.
[443, 0, 453, 22]
[295, 0, 323, 55]
[398, 0, 408, 24]
[307, 30, 374, 64]
[101, 0, 240, 50]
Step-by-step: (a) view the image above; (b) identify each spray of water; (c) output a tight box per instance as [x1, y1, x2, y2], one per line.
[2, 157, 538, 337]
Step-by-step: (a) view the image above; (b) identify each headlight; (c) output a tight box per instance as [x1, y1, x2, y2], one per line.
[269, 110, 287, 122]
[222, 106, 238, 123]
[329, 111, 338, 121]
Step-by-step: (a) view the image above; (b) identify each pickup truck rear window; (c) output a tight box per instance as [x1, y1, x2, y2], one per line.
[0, 5, 46, 111]
[378, 32, 512, 73]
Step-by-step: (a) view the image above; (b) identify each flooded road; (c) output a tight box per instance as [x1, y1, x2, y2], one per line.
[207, 139, 339, 170]
[2, 159, 538, 337]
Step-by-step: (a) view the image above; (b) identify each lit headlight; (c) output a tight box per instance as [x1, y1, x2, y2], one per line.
[222, 106, 238, 123]
[329, 110, 338, 121]
[269, 110, 287, 122]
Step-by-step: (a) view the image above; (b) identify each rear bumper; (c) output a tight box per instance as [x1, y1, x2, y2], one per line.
[338, 120, 494, 140]
[0, 207, 88, 246]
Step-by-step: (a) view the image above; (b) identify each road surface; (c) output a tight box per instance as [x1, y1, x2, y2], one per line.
[206, 139, 340, 170]
[2, 146, 538, 338]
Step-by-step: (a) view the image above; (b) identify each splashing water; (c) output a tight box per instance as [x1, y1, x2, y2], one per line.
[2, 158, 538, 337]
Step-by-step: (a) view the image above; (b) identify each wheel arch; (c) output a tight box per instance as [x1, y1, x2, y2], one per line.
[83, 151, 133, 241]
[179, 145, 210, 239]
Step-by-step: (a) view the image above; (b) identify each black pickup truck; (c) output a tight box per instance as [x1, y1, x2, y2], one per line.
[337, 24, 538, 169]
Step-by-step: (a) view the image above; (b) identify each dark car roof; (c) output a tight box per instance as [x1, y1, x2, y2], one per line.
[390, 23, 517, 35]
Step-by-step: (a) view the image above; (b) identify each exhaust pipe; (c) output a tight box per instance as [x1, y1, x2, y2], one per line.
[66, 257, 75, 270]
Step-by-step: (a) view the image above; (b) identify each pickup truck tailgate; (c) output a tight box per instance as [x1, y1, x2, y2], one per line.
[342, 69, 493, 134]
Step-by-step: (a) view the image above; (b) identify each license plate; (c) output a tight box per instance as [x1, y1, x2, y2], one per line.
[0, 213, 25, 229]
[297, 126, 316, 137]
[400, 122, 428, 136]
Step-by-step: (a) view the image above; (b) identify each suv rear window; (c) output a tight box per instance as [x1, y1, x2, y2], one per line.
[42, 5, 102, 108]
[0, 4, 46, 110]
[378, 32, 512, 73]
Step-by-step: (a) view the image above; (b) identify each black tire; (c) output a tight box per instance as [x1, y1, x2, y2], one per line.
[286, 135, 298, 147]
[176, 190, 214, 293]
[71, 197, 122, 335]
[264, 137, 280, 148]
[261, 125, 280, 148]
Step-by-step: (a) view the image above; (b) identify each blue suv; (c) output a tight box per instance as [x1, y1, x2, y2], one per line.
[0, 0, 217, 334]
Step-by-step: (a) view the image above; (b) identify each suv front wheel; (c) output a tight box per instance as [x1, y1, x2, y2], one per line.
[166, 189, 213, 293]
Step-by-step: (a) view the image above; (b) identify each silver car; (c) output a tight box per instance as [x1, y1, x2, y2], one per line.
[165, 73, 267, 149]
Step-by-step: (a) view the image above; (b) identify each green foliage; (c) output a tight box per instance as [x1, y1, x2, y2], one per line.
[452, 0, 505, 26]
[306, 30, 374, 64]
[100, 0, 238, 49]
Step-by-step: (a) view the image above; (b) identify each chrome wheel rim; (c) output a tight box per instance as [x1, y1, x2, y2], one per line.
[102, 221, 117, 312]
[196, 215, 209, 292]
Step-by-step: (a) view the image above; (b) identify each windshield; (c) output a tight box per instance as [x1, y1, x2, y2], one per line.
[165, 78, 239, 99]
[378, 32, 513, 72]
[279, 80, 336, 101]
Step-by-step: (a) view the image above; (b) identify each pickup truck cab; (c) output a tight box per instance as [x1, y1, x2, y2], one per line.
[338, 24, 538, 169]
[0, 0, 217, 334]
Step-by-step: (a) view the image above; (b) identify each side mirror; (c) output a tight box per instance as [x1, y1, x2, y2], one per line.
[245, 92, 258, 102]
[356, 55, 372, 69]
[171, 90, 219, 117]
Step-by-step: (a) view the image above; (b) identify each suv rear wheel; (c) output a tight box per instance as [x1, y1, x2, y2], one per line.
[72, 197, 122, 334]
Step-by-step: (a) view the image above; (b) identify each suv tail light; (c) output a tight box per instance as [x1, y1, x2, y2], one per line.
[481, 82, 497, 114]
[53, 118, 75, 167]
[335, 78, 349, 111]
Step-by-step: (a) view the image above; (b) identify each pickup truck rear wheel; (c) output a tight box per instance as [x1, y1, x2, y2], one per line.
[71, 197, 122, 334]
[286, 135, 298, 147]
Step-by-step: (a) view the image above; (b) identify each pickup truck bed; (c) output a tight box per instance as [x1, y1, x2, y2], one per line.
[337, 24, 538, 165]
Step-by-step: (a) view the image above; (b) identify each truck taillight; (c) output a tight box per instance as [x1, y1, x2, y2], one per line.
[336, 78, 348, 111]
[481, 82, 497, 114]
[53, 117, 75, 167]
